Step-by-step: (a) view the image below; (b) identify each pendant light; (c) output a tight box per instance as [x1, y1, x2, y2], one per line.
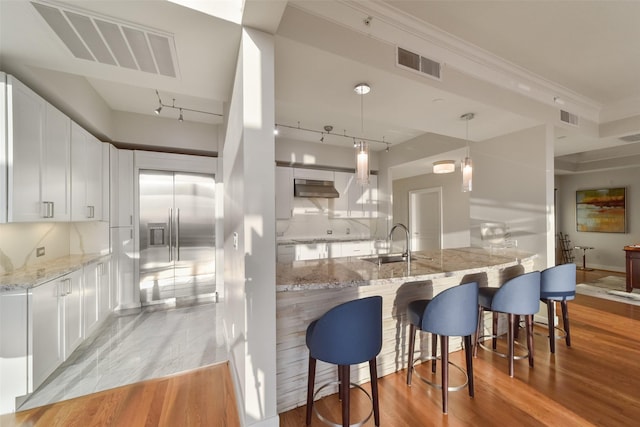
[460, 113, 474, 192]
[354, 83, 370, 185]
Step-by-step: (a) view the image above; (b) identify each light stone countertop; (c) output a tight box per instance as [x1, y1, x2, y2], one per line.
[0, 253, 110, 293]
[277, 237, 375, 245]
[276, 246, 536, 292]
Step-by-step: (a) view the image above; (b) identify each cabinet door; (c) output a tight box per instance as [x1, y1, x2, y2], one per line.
[0, 73, 7, 224]
[63, 271, 83, 359]
[42, 103, 71, 221]
[71, 122, 102, 221]
[31, 280, 63, 391]
[83, 263, 99, 337]
[111, 227, 135, 309]
[293, 168, 334, 181]
[275, 166, 293, 219]
[102, 143, 111, 222]
[331, 171, 351, 218]
[363, 175, 378, 218]
[117, 150, 134, 226]
[7, 75, 45, 222]
[98, 260, 111, 320]
[85, 134, 103, 220]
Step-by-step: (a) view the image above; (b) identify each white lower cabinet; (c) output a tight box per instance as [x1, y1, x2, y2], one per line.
[111, 227, 135, 309]
[62, 271, 83, 361]
[30, 269, 82, 393]
[83, 260, 110, 338]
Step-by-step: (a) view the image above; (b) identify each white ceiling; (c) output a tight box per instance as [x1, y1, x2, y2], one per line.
[1, 0, 639, 172]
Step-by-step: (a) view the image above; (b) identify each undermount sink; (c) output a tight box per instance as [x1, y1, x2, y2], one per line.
[361, 254, 415, 264]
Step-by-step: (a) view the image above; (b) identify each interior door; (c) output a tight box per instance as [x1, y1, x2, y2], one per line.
[409, 187, 442, 251]
[173, 173, 216, 299]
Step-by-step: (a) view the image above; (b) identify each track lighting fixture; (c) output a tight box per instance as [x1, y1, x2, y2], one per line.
[153, 89, 223, 122]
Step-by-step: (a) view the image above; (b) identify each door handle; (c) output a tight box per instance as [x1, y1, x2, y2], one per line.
[168, 208, 173, 262]
[176, 208, 180, 261]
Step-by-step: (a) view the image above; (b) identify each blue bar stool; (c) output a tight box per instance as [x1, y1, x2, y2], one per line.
[406, 282, 479, 414]
[540, 263, 576, 353]
[305, 296, 382, 427]
[473, 271, 541, 377]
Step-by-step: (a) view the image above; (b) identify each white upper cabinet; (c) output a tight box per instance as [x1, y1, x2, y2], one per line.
[331, 172, 377, 218]
[110, 148, 134, 227]
[275, 166, 293, 219]
[0, 73, 7, 223]
[6, 75, 71, 222]
[293, 168, 334, 181]
[102, 143, 111, 222]
[71, 121, 103, 221]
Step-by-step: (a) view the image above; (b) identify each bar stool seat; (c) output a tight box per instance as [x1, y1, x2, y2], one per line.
[540, 263, 576, 353]
[474, 271, 541, 377]
[406, 282, 479, 414]
[306, 296, 382, 427]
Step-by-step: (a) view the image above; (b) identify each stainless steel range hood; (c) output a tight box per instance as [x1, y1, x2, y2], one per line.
[294, 179, 339, 198]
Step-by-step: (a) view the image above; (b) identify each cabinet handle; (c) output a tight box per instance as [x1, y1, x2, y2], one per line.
[130, 214, 133, 225]
[42, 201, 54, 218]
[66, 278, 72, 295]
[87, 205, 95, 218]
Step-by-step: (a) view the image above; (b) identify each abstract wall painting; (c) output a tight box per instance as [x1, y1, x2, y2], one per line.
[576, 187, 626, 233]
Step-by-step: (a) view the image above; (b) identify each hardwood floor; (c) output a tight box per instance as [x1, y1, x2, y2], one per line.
[4, 270, 635, 426]
[0, 362, 240, 427]
[281, 269, 640, 427]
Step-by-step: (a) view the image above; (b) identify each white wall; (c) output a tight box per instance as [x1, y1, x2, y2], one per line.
[392, 172, 469, 248]
[378, 132, 467, 239]
[556, 167, 640, 271]
[471, 125, 554, 270]
[275, 138, 379, 171]
[111, 111, 219, 153]
[223, 28, 278, 427]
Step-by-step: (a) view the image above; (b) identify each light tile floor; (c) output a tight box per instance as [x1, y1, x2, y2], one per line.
[20, 300, 227, 410]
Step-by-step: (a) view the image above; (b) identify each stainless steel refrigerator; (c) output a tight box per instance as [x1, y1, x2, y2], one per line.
[138, 170, 216, 304]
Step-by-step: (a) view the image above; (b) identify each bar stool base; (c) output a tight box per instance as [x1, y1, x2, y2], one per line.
[477, 334, 529, 360]
[312, 381, 373, 427]
[411, 356, 468, 391]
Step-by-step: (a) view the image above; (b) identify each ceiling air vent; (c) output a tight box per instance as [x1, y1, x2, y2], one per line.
[560, 110, 579, 127]
[619, 133, 640, 143]
[397, 47, 441, 80]
[31, 1, 178, 78]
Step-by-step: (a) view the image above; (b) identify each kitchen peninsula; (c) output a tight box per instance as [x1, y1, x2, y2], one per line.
[275, 247, 536, 412]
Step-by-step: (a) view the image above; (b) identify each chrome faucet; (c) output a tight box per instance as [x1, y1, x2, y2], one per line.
[388, 223, 411, 269]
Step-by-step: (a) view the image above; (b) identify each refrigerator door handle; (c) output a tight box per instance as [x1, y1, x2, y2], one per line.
[168, 208, 173, 262]
[176, 208, 180, 261]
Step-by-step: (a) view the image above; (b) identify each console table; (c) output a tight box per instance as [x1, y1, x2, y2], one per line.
[624, 246, 640, 292]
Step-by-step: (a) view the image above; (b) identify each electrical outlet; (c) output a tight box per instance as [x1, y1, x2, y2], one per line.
[36, 247, 45, 257]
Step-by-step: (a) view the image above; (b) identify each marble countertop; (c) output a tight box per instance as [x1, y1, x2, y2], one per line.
[276, 247, 536, 292]
[277, 237, 376, 245]
[0, 253, 111, 293]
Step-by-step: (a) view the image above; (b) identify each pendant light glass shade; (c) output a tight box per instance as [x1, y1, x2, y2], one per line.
[462, 156, 472, 192]
[433, 160, 456, 174]
[460, 112, 474, 192]
[356, 141, 370, 185]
